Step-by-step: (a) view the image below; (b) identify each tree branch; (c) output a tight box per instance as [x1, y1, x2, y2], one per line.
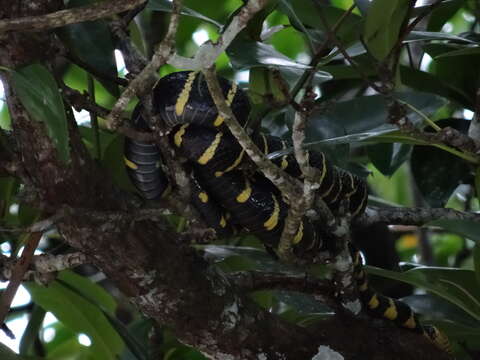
[356, 206, 480, 227]
[105, 0, 182, 130]
[0, 232, 42, 328]
[0, 0, 147, 33]
[0, 252, 87, 282]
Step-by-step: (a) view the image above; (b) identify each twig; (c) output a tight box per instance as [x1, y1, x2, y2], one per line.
[313, 0, 387, 95]
[0, 252, 87, 282]
[356, 206, 480, 227]
[0, 0, 147, 33]
[167, 0, 270, 70]
[106, 0, 182, 130]
[290, 3, 357, 100]
[0, 232, 42, 328]
[61, 85, 155, 142]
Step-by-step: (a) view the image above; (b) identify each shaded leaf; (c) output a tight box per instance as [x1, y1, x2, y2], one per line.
[426, 0, 464, 32]
[400, 66, 472, 109]
[278, 1, 362, 46]
[411, 145, 470, 207]
[19, 305, 46, 356]
[102, 134, 137, 193]
[406, 31, 475, 44]
[58, 0, 119, 97]
[366, 266, 480, 322]
[427, 219, 480, 243]
[306, 91, 444, 143]
[367, 143, 411, 176]
[147, 0, 222, 28]
[424, 43, 480, 108]
[11, 64, 70, 163]
[402, 294, 480, 328]
[363, 0, 409, 60]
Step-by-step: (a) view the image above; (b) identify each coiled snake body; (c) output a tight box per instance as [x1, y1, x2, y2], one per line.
[124, 71, 451, 354]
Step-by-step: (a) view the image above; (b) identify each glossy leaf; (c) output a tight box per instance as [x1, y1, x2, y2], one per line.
[400, 66, 472, 109]
[11, 64, 70, 163]
[306, 91, 444, 143]
[25, 274, 123, 360]
[411, 145, 470, 207]
[58, 0, 119, 97]
[405, 31, 475, 44]
[227, 39, 332, 87]
[424, 43, 480, 108]
[363, 0, 409, 60]
[147, 0, 222, 28]
[366, 266, 480, 322]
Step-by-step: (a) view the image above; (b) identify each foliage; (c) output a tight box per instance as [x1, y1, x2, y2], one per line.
[1, 0, 480, 359]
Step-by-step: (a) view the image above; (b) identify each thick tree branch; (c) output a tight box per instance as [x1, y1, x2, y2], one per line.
[0, 0, 147, 33]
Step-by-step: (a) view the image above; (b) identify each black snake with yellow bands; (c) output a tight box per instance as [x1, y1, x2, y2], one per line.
[124, 71, 451, 354]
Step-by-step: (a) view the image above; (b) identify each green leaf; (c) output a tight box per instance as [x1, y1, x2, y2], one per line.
[57, 0, 119, 97]
[366, 266, 480, 322]
[434, 46, 480, 59]
[147, 0, 222, 28]
[101, 134, 137, 193]
[19, 305, 46, 356]
[306, 91, 444, 142]
[367, 143, 411, 176]
[426, 0, 464, 32]
[400, 66, 472, 109]
[0, 104, 11, 130]
[424, 43, 480, 108]
[11, 64, 70, 163]
[227, 39, 332, 87]
[405, 31, 475, 44]
[46, 336, 91, 360]
[278, 1, 362, 46]
[411, 145, 470, 207]
[427, 219, 480, 243]
[25, 275, 123, 360]
[363, 0, 410, 60]
[57, 271, 117, 312]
